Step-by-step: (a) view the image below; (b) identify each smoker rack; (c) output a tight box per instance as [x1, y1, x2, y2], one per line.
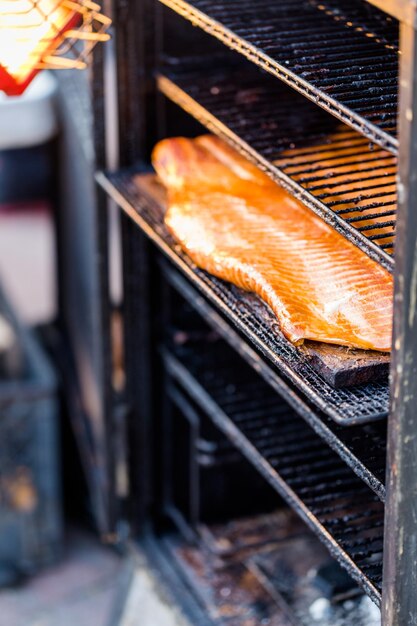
[162, 305, 388, 502]
[88, 0, 417, 622]
[97, 150, 390, 606]
[97, 170, 390, 426]
[158, 64, 396, 269]
[163, 342, 384, 605]
[158, 0, 399, 153]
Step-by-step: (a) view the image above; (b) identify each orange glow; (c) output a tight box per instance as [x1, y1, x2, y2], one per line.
[0, 0, 110, 95]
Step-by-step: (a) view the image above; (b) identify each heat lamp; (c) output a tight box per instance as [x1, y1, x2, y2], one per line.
[0, 0, 111, 96]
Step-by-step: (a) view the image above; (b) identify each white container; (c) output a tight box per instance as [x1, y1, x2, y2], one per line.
[0, 72, 59, 203]
[0, 72, 58, 151]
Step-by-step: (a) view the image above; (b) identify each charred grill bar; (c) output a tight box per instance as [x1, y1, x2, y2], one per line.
[88, 0, 417, 624]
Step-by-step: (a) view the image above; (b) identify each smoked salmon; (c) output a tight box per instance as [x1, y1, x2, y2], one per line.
[152, 135, 393, 352]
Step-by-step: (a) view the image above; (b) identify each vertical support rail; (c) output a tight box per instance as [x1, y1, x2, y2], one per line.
[87, 0, 158, 537]
[382, 14, 417, 626]
[120, 216, 154, 532]
[113, 0, 159, 532]
[91, 39, 118, 536]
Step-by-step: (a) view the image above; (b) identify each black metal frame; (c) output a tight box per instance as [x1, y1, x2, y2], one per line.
[382, 17, 417, 626]
[86, 0, 417, 624]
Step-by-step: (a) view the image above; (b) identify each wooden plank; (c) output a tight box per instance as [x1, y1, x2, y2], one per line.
[300, 342, 389, 389]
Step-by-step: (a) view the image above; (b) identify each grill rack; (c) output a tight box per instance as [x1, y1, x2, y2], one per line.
[88, 0, 417, 620]
[158, 67, 396, 269]
[97, 169, 390, 426]
[159, 0, 399, 154]
[164, 334, 387, 502]
[164, 345, 384, 606]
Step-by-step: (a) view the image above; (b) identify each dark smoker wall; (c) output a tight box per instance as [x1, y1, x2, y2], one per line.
[55, 68, 108, 525]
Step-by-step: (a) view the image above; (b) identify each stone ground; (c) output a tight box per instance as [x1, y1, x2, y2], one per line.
[0, 529, 122, 626]
[0, 528, 190, 626]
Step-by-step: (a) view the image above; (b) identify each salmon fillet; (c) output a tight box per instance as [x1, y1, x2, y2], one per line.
[152, 135, 393, 351]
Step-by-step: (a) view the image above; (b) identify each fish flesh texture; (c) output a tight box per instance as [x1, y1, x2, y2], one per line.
[152, 135, 393, 351]
[153, 135, 393, 351]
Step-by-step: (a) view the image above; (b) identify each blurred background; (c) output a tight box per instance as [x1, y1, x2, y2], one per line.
[0, 4, 187, 622]
[0, 64, 126, 626]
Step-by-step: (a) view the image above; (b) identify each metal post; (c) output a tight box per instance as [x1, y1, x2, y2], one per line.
[382, 14, 417, 626]
[114, 0, 159, 533]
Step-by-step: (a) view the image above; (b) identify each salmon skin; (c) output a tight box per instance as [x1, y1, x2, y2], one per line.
[152, 135, 393, 352]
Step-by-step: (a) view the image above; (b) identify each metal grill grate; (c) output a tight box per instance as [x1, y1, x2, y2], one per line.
[158, 66, 396, 269]
[164, 345, 384, 605]
[159, 0, 399, 153]
[165, 336, 387, 501]
[97, 170, 390, 425]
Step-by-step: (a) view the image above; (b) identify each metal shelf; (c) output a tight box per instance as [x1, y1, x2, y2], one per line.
[163, 267, 387, 500]
[159, 0, 399, 154]
[96, 169, 390, 426]
[158, 67, 396, 270]
[164, 346, 384, 606]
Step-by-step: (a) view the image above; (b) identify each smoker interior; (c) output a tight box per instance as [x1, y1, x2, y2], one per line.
[93, 0, 401, 623]
[148, 284, 385, 622]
